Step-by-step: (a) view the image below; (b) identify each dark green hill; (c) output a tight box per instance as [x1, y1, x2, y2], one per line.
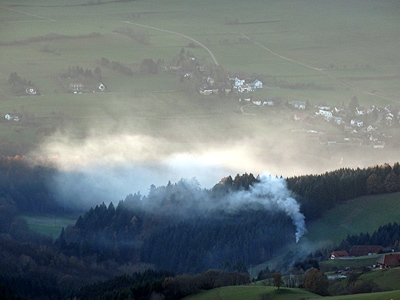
[304, 192, 400, 246]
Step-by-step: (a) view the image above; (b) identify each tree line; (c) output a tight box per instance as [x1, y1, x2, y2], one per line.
[286, 163, 400, 220]
[337, 222, 400, 252]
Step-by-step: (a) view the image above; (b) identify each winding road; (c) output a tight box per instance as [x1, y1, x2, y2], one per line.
[240, 33, 399, 104]
[122, 21, 219, 66]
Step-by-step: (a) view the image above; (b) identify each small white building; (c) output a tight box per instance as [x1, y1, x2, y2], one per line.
[350, 119, 364, 127]
[289, 101, 306, 110]
[234, 77, 245, 87]
[5, 114, 20, 121]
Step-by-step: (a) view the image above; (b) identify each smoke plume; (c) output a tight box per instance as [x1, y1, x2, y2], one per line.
[221, 174, 307, 242]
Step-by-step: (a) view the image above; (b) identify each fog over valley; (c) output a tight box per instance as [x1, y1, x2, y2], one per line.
[1, 0, 400, 298]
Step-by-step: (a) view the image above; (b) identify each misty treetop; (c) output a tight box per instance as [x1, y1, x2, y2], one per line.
[2, 156, 400, 275]
[60, 174, 300, 273]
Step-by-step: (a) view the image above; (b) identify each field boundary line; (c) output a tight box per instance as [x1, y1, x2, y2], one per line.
[0, 5, 56, 22]
[241, 33, 399, 104]
[123, 21, 219, 66]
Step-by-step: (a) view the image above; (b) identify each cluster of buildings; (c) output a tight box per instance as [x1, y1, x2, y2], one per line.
[289, 102, 400, 149]
[199, 76, 263, 96]
[330, 245, 400, 269]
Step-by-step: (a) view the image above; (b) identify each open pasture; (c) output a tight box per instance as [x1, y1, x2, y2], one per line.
[0, 0, 399, 175]
[22, 213, 80, 239]
[1, 0, 399, 100]
[305, 192, 400, 246]
[183, 285, 400, 300]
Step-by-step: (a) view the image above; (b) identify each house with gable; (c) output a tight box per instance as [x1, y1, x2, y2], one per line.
[289, 101, 306, 110]
[349, 245, 382, 256]
[330, 250, 349, 260]
[25, 86, 37, 95]
[350, 119, 364, 127]
[377, 253, 400, 268]
[69, 83, 84, 93]
[237, 84, 251, 93]
[248, 79, 263, 90]
[234, 77, 245, 87]
[5, 113, 20, 122]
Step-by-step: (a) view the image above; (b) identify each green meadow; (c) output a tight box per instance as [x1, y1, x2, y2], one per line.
[22, 213, 80, 239]
[305, 192, 400, 246]
[183, 285, 400, 300]
[1, 0, 399, 143]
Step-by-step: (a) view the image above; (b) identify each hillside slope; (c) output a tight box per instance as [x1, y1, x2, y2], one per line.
[303, 192, 400, 246]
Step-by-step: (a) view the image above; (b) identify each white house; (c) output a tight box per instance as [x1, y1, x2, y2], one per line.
[248, 79, 263, 89]
[98, 83, 106, 92]
[350, 119, 364, 127]
[25, 87, 37, 95]
[234, 77, 245, 87]
[316, 109, 332, 118]
[263, 100, 274, 106]
[237, 84, 251, 93]
[289, 101, 306, 110]
[5, 114, 20, 121]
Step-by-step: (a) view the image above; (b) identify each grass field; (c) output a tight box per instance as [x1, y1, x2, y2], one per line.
[304, 192, 400, 246]
[359, 267, 400, 291]
[1, 0, 399, 177]
[22, 213, 80, 239]
[183, 285, 400, 300]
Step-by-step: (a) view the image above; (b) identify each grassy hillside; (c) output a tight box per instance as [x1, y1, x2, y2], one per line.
[360, 267, 400, 291]
[303, 192, 400, 246]
[22, 213, 80, 239]
[183, 286, 320, 300]
[249, 192, 400, 277]
[183, 285, 400, 300]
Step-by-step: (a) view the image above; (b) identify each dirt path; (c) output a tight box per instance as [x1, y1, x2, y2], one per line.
[0, 5, 56, 22]
[123, 21, 219, 66]
[240, 33, 399, 104]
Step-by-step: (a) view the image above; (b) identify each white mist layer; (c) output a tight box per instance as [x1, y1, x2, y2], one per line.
[34, 133, 307, 241]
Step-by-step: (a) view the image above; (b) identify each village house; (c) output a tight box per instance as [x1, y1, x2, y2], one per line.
[25, 86, 37, 95]
[316, 104, 331, 111]
[5, 113, 20, 122]
[330, 250, 349, 260]
[199, 88, 213, 96]
[316, 109, 333, 120]
[234, 77, 245, 87]
[69, 83, 84, 93]
[349, 245, 382, 256]
[377, 253, 400, 268]
[373, 141, 385, 149]
[263, 100, 274, 106]
[98, 83, 106, 92]
[289, 101, 306, 110]
[237, 84, 251, 93]
[350, 119, 364, 127]
[333, 116, 344, 125]
[247, 79, 263, 90]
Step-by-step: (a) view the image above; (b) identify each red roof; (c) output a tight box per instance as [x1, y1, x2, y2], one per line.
[331, 251, 349, 259]
[349, 245, 382, 256]
[377, 254, 400, 267]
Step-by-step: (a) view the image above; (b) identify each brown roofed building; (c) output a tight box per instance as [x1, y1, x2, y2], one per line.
[377, 253, 400, 268]
[330, 251, 349, 260]
[349, 245, 382, 256]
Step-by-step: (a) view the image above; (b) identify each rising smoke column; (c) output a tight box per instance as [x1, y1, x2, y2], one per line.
[231, 174, 307, 243]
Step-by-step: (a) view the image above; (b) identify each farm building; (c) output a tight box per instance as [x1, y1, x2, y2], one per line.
[377, 253, 400, 268]
[5, 114, 20, 122]
[330, 250, 349, 260]
[25, 86, 37, 95]
[349, 245, 382, 256]
[69, 83, 84, 93]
